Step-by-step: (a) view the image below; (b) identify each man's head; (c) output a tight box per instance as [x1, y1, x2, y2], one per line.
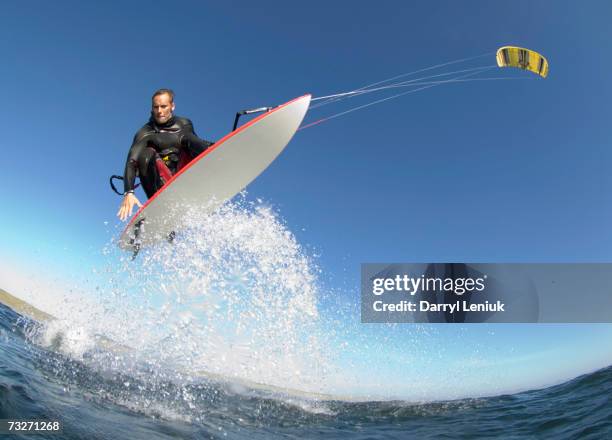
[151, 89, 176, 124]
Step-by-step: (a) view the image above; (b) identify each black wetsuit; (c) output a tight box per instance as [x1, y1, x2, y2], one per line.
[123, 115, 214, 198]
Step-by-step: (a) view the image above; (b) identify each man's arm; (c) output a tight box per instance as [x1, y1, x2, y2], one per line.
[117, 130, 148, 221]
[180, 119, 214, 157]
[123, 129, 150, 193]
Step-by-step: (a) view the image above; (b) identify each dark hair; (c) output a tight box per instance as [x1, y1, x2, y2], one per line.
[152, 88, 175, 102]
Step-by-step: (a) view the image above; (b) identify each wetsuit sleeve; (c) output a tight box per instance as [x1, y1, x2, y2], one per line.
[180, 119, 214, 157]
[123, 129, 149, 193]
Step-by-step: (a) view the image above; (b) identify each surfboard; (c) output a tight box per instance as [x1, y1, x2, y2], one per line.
[119, 94, 311, 250]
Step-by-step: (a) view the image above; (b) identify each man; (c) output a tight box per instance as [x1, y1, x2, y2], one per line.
[117, 89, 214, 221]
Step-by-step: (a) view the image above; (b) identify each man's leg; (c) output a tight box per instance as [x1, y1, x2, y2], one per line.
[135, 148, 178, 244]
[137, 147, 164, 199]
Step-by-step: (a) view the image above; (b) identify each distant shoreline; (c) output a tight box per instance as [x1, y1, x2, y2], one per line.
[0, 288, 54, 322]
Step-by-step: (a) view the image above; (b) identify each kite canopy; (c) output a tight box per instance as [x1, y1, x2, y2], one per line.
[496, 46, 549, 78]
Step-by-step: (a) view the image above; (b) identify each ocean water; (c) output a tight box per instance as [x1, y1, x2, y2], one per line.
[2, 201, 612, 439]
[1, 302, 611, 439]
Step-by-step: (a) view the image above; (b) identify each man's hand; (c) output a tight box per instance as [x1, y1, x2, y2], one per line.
[117, 192, 142, 221]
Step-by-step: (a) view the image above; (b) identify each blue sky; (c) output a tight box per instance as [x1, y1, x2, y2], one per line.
[1, 1, 612, 397]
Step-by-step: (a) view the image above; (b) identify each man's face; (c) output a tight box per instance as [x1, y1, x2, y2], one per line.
[152, 93, 175, 124]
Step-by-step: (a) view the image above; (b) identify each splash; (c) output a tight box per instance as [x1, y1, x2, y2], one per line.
[35, 196, 332, 398]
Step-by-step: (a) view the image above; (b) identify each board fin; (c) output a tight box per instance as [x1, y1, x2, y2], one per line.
[130, 218, 145, 260]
